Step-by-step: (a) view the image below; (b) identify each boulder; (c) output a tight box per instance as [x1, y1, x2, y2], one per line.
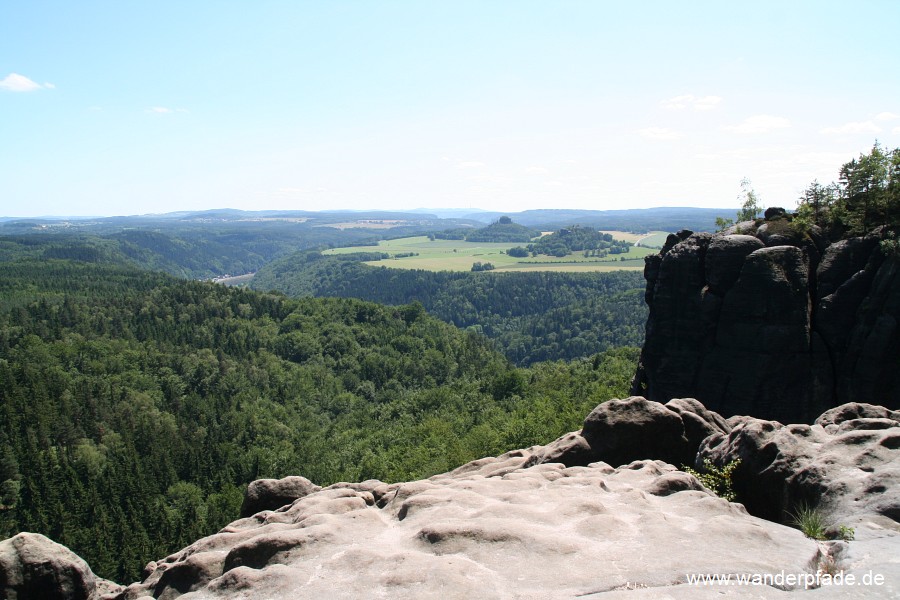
[527, 397, 729, 469]
[764, 207, 787, 220]
[239, 475, 321, 518]
[0, 532, 120, 600]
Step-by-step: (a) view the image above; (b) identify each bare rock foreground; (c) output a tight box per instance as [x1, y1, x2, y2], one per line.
[3, 398, 899, 599]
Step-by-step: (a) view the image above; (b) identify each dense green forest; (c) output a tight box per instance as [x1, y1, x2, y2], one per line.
[0, 227, 382, 280]
[0, 211, 481, 280]
[250, 252, 647, 365]
[0, 257, 638, 582]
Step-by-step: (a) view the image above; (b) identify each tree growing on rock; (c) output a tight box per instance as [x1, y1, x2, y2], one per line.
[736, 178, 762, 222]
[796, 142, 900, 235]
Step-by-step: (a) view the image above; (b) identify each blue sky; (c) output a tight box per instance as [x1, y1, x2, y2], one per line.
[2, 1, 899, 217]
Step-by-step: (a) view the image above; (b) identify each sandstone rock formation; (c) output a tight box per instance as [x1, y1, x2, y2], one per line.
[111, 458, 830, 600]
[6, 399, 900, 599]
[525, 396, 729, 468]
[239, 476, 321, 518]
[699, 402, 900, 527]
[632, 216, 899, 422]
[0, 532, 121, 600]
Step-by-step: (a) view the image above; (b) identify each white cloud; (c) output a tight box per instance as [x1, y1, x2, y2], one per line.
[820, 121, 881, 135]
[661, 94, 722, 111]
[0, 73, 53, 92]
[456, 161, 485, 169]
[875, 112, 899, 121]
[893, 126, 900, 135]
[638, 127, 682, 140]
[146, 106, 189, 114]
[693, 96, 722, 111]
[524, 166, 550, 175]
[723, 115, 791, 134]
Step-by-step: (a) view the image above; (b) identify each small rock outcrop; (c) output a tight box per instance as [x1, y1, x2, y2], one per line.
[0, 532, 121, 600]
[632, 215, 899, 422]
[699, 402, 900, 527]
[527, 396, 729, 468]
[239, 476, 321, 518]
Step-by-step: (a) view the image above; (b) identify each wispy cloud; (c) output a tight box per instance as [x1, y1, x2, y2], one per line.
[661, 94, 722, 111]
[456, 161, 485, 169]
[0, 73, 54, 92]
[524, 166, 550, 175]
[875, 112, 899, 121]
[723, 115, 790, 134]
[820, 120, 881, 135]
[638, 127, 682, 140]
[146, 106, 189, 114]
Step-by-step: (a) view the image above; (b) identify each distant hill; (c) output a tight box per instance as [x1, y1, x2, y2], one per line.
[0, 207, 729, 279]
[433, 216, 540, 243]
[4, 207, 730, 233]
[462, 207, 728, 232]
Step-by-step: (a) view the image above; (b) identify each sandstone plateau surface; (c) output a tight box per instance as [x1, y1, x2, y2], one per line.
[4, 398, 897, 599]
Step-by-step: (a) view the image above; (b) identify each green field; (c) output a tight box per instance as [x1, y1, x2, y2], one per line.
[324, 235, 658, 272]
[634, 231, 671, 248]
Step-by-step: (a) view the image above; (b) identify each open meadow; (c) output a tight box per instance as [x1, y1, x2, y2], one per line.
[323, 234, 664, 272]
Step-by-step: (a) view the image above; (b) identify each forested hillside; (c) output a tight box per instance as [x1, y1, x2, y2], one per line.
[0, 228, 378, 280]
[0, 211, 478, 279]
[524, 226, 632, 257]
[0, 257, 638, 582]
[251, 252, 647, 364]
[432, 216, 540, 242]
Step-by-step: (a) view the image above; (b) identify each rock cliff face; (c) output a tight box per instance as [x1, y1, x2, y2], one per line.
[631, 217, 900, 422]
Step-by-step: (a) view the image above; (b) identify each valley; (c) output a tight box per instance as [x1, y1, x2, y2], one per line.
[322, 232, 662, 272]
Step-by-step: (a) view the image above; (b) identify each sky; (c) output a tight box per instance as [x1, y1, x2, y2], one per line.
[1, 1, 899, 218]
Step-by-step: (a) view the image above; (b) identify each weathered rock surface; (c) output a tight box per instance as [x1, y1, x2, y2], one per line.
[699, 402, 900, 528]
[526, 396, 729, 468]
[9, 400, 900, 598]
[111, 457, 834, 600]
[0, 532, 121, 600]
[632, 216, 899, 422]
[239, 476, 321, 518]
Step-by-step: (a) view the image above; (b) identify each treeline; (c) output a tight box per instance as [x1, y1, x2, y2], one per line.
[251, 253, 647, 365]
[0, 258, 638, 582]
[796, 142, 900, 237]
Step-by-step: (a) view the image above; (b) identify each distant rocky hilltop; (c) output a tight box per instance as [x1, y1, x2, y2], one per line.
[631, 210, 899, 423]
[3, 397, 898, 599]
